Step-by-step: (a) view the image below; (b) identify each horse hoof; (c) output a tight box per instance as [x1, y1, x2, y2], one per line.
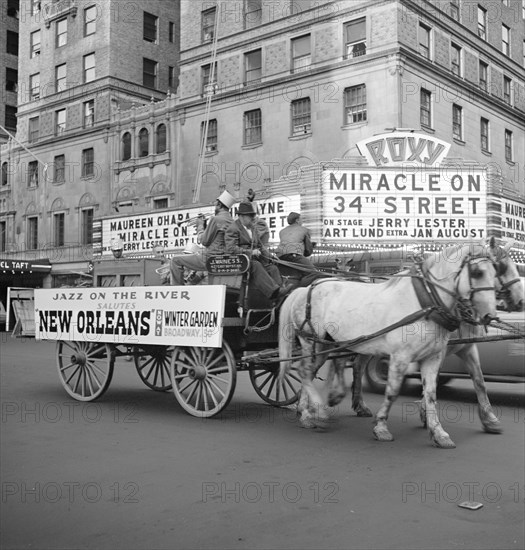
[431, 435, 456, 449]
[300, 417, 317, 429]
[356, 406, 373, 417]
[482, 420, 503, 434]
[373, 426, 394, 442]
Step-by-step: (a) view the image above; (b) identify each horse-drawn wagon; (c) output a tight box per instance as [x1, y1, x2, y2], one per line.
[32, 238, 524, 448]
[34, 253, 306, 417]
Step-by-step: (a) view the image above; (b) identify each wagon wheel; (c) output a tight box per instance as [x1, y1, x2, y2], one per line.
[170, 342, 236, 417]
[134, 345, 173, 391]
[249, 362, 301, 406]
[56, 341, 114, 401]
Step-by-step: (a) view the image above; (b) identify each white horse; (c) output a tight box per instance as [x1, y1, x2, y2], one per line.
[279, 240, 501, 448]
[327, 239, 524, 434]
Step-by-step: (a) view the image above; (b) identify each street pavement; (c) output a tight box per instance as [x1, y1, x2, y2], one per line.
[1, 333, 524, 550]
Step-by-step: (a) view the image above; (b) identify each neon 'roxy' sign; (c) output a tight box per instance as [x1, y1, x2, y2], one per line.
[322, 132, 486, 241]
[356, 132, 451, 167]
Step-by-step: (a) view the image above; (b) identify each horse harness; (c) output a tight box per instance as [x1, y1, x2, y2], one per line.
[297, 253, 498, 356]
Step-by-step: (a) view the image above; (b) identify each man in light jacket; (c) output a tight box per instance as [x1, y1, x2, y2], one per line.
[170, 190, 235, 285]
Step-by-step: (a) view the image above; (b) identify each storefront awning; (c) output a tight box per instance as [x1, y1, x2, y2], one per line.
[0, 258, 52, 274]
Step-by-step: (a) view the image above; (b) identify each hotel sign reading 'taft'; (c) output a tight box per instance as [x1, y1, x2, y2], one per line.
[321, 132, 487, 242]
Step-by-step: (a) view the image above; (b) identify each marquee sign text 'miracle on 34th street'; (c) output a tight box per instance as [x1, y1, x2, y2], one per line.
[321, 132, 487, 241]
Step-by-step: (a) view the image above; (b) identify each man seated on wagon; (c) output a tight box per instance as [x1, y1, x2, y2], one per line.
[225, 201, 293, 304]
[169, 190, 235, 285]
[276, 212, 324, 287]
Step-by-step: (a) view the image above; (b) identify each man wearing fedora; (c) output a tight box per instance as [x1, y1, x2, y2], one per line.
[170, 190, 235, 285]
[225, 201, 292, 303]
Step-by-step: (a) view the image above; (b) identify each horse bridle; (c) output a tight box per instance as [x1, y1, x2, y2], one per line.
[494, 254, 521, 306]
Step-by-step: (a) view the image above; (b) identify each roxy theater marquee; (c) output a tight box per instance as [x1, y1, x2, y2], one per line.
[321, 132, 487, 242]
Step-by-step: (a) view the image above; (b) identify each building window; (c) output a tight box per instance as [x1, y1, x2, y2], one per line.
[452, 104, 462, 140]
[82, 53, 95, 83]
[29, 73, 40, 100]
[451, 43, 461, 76]
[244, 109, 262, 145]
[291, 98, 311, 135]
[84, 100, 95, 127]
[53, 213, 65, 247]
[30, 30, 40, 57]
[84, 5, 97, 36]
[503, 76, 511, 104]
[418, 23, 431, 59]
[292, 35, 311, 73]
[202, 7, 216, 42]
[479, 60, 488, 91]
[7, 31, 18, 57]
[138, 128, 149, 157]
[344, 18, 366, 59]
[244, 49, 262, 84]
[245, 0, 262, 28]
[55, 109, 66, 136]
[153, 198, 168, 210]
[450, 0, 460, 20]
[504, 129, 513, 162]
[6, 68, 17, 92]
[56, 18, 67, 48]
[7, 0, 18, 18]
[169, 21, 175, 43]
[156, 124, 166, 154]
[31, 0, 40, 15]
[502, 24, 510, 55]
[0, 221, 6, 253]
[420, 88, 432, 128]
[201, 119, 218, 152]
[122, 132, 131, 160]
[28, 161, 38, 187]
[2, 162, 8, 186]
[477, 6, 487, 39]
[143, 58, 157, 89]
[82, 148, 94, 177]
[55, 63, 66, 92]
[168, 66, 176, 90]
[143, 12, 158, 43]
[344, 84, 367, 124]
[81, 208, 94, 245]
[27, 216, 38, 250]
[5, 105, 17, 131]
[480, 118, 489, 152]
[202, 63, 217, 95]
[54, 155, 65, 183]
[28, 116, 39, 142]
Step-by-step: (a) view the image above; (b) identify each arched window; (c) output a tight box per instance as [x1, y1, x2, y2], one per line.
[1, 162, 8, 186]
[138, 128, 149, 157]
[156, 124, 166, 154]
[122, 132, 131, 161]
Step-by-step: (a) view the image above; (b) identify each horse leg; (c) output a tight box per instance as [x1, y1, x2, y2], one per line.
[351, 355, 372, 417]
[420, 353, 456, 449]
[297, 340, 329, 429]
[456, 345, 502, 434]
[327, 358, 348, 407]
[373, 357, 408, 442]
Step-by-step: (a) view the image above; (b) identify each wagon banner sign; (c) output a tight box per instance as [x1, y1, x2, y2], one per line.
[321, 168, 487, 242]
[34, 286, 226, 348]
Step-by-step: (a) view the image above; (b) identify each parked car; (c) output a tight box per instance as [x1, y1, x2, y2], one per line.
[364, 310, 525, 393]
[0, 301, 6, 331]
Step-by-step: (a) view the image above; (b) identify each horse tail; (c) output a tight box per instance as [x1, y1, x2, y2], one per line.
[278, 291, 297, 382]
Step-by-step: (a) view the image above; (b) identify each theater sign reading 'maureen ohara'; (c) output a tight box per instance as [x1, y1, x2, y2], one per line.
[322, 132, 487, 242]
